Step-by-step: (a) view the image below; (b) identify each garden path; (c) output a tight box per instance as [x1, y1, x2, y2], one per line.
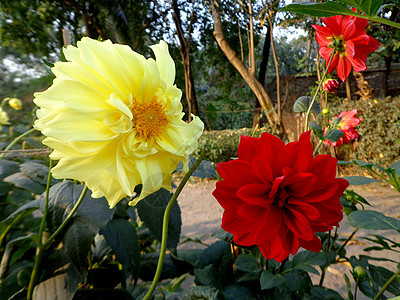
[176, 179, 400, 299]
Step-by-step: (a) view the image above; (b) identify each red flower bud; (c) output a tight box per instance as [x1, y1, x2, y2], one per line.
[323, 79, 339, 93]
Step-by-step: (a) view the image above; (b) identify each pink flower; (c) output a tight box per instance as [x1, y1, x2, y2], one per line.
[313, 12, 380, 82]
[325, 109, 362, 147]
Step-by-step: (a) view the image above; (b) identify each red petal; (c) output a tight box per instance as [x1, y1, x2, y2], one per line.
[308, 154, 337, 179]
[299, 235, 322, 253]
[321, 15, 342, 35]
[252, 155, 274, 183]
[253, 205, 282, 243]
[213, 180, 241, 210]
[256, 132, 285, 171]
[237, 135, 259, 162]
[286, 199, 320, 221]
[236, 183, 273, 206]
[284, 209, 314, 241]
[234, 232, 254, 246]
[341, 17, 356, 40]
[337, 56, 352, 82]
[217, 160, 261, 185]
[282, 172, 317, 197]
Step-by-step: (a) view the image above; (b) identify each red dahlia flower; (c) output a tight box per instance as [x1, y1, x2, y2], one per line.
[213, 131, 348, 262]
[324, 109, 362, 147]
[312, 12, 380, 82]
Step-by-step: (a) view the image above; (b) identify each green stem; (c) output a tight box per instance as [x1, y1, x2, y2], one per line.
[37, 159, 53, 246]
[43, 185, 88, 249]
[0, 128, 36, 162]
[374, 268, 400, 300]
[27, 185, 88, 299]
[304, 54, 334, 132]
[313, 140, 323, 157]
[354, 277, 358, 300]
[142, 147, 208, 300]
[337, 228, 358, 254]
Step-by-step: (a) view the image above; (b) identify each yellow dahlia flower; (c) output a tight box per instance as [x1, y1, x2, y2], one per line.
[34, 37, 204, 208]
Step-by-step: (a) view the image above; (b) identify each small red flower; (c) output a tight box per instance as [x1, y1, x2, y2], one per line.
[323, 78, 339, 93]
[325, 109, 362, 147]
[213, 131, 348, 262]
[312, 12, 380, 82]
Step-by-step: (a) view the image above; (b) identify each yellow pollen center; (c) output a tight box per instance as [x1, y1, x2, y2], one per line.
[131, 100, 168, 139]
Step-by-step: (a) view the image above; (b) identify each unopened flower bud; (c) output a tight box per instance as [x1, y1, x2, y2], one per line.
[354, 266, 367, 280]
[322, 108, 330, 116]
[9, 98, 22, 110]
[323, 79, 339, 93]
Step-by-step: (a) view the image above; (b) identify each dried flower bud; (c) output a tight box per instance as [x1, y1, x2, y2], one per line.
[323, 79, 339, 93]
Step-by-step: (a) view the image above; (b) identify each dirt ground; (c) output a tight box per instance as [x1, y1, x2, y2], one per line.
[176, 179, 400, 299]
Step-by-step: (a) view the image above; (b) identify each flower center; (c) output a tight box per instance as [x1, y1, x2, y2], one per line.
[131, 99, 169, 139]
[275, 189, 290, 208]
[329, 35, 346, 54]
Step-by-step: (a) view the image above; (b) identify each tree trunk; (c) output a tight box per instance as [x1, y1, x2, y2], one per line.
[171, 0, 199, 120]
[253, 25, 271, 128]
[211, 3, 282, 135]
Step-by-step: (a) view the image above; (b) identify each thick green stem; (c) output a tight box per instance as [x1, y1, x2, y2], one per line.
[0, 128, 36, 162]
[27, 184, 88, 299]
[142, 148, 208, 300]
[37, 159, 53, 246]
[304, 55, 334, 132]
[374, 268, 400, 300]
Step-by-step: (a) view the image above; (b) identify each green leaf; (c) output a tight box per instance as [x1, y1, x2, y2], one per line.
[136, 188, 181, 250]
[335, 0, 382, 16]
[344, 274, 353, 300]
[260, 270, 285, 290]
[100, 219, 140, 280]
[309, 286, 344, 300]
[309, 122, 324, 140]
[294, 264, 320, 275]
[369, 265, 400, 295]
[293, 96, 321, 114]
[4, 173, 45, 195]
[196, 241, 233, 289]
[340, 176, 380, 185]
[165, 286, 220, 300]
[37, 181, 114, 297]
[324, 129, 344, 142]
[0, 159, 19, 179]
[234, 254, 261, 273]
[222, 284, 254, 300]
[281, 1, 400, 29]
[292, 250, 327, 267]
[281, 1, 354, 17]
[171, 249, 203, 267]
[391, 161, 400, 176]
[33, 273, 79, 300]
[348, 210, 400, 231]
[60, 47, 67, 62]
[0, 260, 32, 300]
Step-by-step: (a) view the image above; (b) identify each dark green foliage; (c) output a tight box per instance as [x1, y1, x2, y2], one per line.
[135, 188, 181, 250]
[100, 219, 140, 280]
[348, 210, 400, 231]
[293, 96, 321, 114]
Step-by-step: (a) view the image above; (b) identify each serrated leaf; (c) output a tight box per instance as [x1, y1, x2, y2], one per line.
[309, 122, 324, 140]
[235, 254, 261, 273]
[4, 173, 45, 195]
[100, 219, 140, 280]
[171, 249, 203, 267]
[369, 265, 400, 295]
[295, 264, 320, 275]
[136, 188, 181, 249]
[310, 286, 344, 300]
[36, 181, 114, 296]
[293, 96, 321, 114]
[340, 176, 380, 185]
[348, 210, 400, 231]
[196, 241, 233, 289]
[292, 250, 327, 267]
[281, 1, 354, 17]
[335, 0, 382, 16]
[324, 129, 344, 142]
[165, 286, 219, 300]
[260, 270, 284, 290]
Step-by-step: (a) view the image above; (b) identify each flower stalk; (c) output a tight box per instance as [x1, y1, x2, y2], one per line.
[0, 128, 36, 162]
[304, 54, 334, 132]
[143, 147, 208, 300]
[374, 268, 400, 300]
